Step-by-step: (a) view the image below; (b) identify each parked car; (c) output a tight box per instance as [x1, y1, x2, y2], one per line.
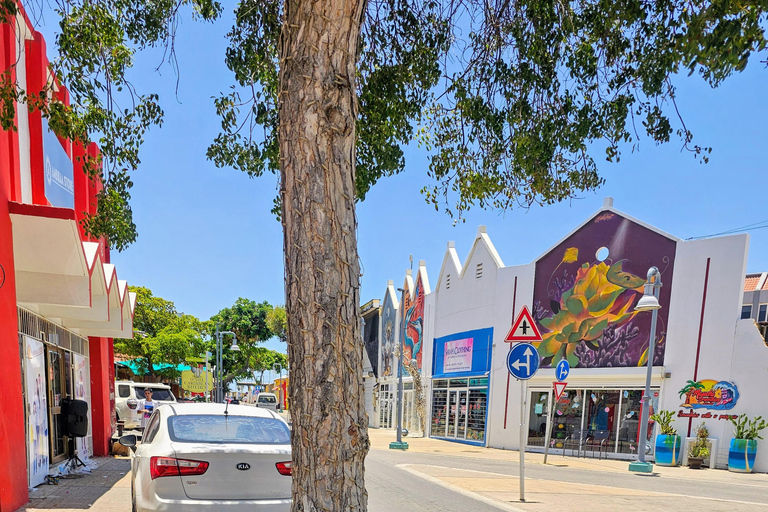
[115, 381, 177, 429]
[255, 392, 280, 411]
[119, 403, 292, 511]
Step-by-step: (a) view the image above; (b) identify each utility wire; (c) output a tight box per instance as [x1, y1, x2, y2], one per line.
[687, 219, 768, 240]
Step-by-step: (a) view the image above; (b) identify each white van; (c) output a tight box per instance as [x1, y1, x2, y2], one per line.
[255, 392, 280, 411]
[115, 381, 176, 429]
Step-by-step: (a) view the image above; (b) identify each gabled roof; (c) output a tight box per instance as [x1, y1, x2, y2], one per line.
[533, 197, 681, 264]
[382, 280, 400, 310]
[436, 241, 462, 291]
[458, 225, 504, 279]
[416, 260, 431, 295]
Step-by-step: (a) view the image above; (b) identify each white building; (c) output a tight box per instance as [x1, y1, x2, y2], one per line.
[370, 198, 768, 472]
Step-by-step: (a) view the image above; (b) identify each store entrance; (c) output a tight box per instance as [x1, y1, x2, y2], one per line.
[46, 347, 72, 463]
[447, 390, 468, 438]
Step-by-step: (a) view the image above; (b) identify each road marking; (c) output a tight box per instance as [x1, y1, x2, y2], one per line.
[398, 464, 526, 512]
[397, 463, 768, 509]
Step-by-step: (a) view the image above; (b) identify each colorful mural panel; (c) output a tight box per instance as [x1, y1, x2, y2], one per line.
[380, 294, 398, 378]
[533, 211, 676, 368]
[403, 274, 425, 370]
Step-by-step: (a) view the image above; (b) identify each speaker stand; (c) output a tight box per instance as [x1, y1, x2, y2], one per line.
[64, 437, 87, 474]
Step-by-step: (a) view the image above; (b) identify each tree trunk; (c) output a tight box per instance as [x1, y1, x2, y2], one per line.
[278, 0, 369, 510]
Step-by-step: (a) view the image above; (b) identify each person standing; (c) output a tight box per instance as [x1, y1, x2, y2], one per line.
[137, 389, 155, 429]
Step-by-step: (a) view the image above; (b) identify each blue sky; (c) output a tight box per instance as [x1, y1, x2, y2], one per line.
[34, 9, 768, 360]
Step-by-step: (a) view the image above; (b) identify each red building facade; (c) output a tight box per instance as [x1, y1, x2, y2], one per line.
[1, 7, 134, 511]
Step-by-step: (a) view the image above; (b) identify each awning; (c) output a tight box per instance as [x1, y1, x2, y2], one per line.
[10, 201, 135, 338]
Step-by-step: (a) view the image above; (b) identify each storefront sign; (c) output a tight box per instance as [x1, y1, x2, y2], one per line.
[444, 338, 473, 373]
[25, 336, 49, 488]
[679, 379, 739, 410]
[42, 118, 75, 209]
[432, 327, 493, 378]
[181, 369, 214, 393]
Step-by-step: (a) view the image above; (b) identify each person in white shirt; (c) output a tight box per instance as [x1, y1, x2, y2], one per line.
[137, 389, 155, 429]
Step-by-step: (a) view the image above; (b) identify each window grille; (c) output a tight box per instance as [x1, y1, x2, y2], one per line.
[17, 307, 89, 356]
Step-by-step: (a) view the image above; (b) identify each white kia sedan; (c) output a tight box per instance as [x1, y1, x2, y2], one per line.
[120, 403, 292, 511]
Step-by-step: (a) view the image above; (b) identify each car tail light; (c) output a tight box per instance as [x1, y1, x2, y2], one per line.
[276, 461, 292, 476]
[127, 399, 138, 410]
[150, 456, 209, 480]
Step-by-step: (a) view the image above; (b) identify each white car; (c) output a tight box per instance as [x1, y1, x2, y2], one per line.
[255, 393, 280, 411]
[116, 381, 177, 429]
[120, 403, 292, 511]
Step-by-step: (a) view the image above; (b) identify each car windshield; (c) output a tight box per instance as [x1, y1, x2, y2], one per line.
[258, 395, 277, 404]
[168, 415, 290, 444]
[134, 387, 174, 401]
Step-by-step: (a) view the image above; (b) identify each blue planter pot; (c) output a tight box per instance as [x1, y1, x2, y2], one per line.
[728, 439, 758, 473]
[655, 434, 682, 466]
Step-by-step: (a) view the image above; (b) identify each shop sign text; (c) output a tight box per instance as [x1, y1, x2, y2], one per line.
[679, 379, 739, 410]
[444, 338, 473, 373]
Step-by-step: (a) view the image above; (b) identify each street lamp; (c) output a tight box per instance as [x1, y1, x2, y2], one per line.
[215, 326, 238, 403]
[390, 287, 409, 450]
[629, 266, 662, 474]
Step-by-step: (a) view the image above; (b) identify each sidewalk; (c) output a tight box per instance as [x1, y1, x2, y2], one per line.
[23, 457, 131, 512]
[368, 428, 768, 511]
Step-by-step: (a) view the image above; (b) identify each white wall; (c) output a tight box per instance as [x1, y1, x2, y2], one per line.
[660, 234, 752, 468]
[15, 13, 32, 203]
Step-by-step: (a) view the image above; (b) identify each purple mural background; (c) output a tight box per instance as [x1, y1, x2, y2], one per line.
[533, 211, 676, 368]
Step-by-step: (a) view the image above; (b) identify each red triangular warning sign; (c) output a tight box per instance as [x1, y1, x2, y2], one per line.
[553, 382, 568, 402]
[504, 305, 542, 342]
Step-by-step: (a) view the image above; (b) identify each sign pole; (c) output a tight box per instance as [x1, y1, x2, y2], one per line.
[519, 379, 526, 502]
[543, 386, 554, 464]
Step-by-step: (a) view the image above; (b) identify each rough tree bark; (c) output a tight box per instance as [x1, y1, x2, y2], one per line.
[278, 0, 370, 510]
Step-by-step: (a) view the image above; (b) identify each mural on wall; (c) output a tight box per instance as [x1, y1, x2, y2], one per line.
[679, 379, 739, 410]
[533, 211, 676, 368]
[380, 294, 398, 378]
[402, 274, 425, 370]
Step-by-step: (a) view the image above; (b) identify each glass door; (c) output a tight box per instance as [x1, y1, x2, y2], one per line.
[455, 390, 468, 439]
[46, 347, 72, 463]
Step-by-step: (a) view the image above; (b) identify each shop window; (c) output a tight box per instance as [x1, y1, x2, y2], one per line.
[433, 379, 448, 389]
[466, 389, 487, 441]
[741, 305, 753, 319]
[529, 388, 659, 457]
[431, 389, 448, 436]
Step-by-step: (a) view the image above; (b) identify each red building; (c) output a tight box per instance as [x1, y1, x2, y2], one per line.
[1, 6, 134, 510]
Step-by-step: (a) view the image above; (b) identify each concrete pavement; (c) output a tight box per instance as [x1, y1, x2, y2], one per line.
[368, 428, 768, 511]
[23, 457, 131, 512]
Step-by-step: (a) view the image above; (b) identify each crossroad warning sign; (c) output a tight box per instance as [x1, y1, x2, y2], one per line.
[504, 305, 542, 342]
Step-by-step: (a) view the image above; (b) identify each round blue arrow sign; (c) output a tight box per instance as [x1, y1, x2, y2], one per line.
[555, 359, 570, 382]
[507, 343, 540, 380]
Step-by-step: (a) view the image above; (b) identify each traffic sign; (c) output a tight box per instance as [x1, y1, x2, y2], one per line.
[505, 306, 543, 342]
[555, 359, 570, 382]
[553, 382, 568, 402]
[507, 342, 540, 380]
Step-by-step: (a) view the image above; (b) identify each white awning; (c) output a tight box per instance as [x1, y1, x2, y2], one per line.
[10, 201, 135, 338]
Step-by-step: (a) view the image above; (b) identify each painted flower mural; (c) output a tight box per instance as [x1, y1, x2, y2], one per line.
[532, 211, 676, 368]
[537, 258, 645, 366]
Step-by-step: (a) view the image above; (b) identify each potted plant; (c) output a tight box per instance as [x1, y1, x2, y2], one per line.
[688, 423, 709, 469]
[650, 410, 681, 466]
[728, 414, 768, 473]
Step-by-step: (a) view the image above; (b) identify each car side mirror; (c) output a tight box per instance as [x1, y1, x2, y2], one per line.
[119, 434, 137, 451]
